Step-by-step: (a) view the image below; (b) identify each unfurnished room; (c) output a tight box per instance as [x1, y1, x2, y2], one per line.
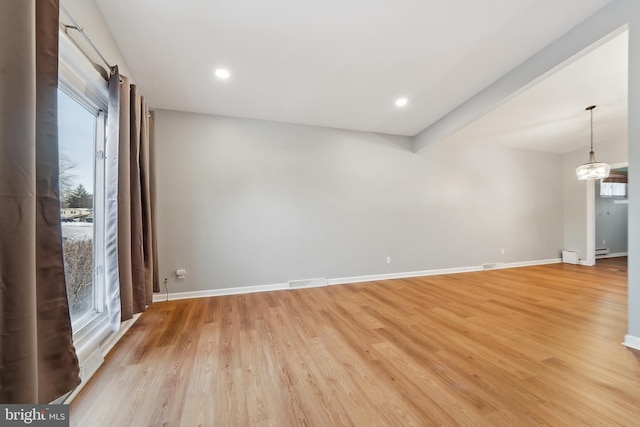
[1, 1, 640, 426]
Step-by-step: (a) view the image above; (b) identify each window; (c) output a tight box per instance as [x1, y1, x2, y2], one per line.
[600, 181, 627, 198]
[58, 31, 108, 334]
[58, 88, 101, 325]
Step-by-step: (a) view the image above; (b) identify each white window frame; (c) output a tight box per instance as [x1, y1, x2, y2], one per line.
[58, 30, 111, 366]
[57, 87, 103, 328]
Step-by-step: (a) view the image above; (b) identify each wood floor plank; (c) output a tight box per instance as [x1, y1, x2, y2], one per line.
[70, 257, 640, 426]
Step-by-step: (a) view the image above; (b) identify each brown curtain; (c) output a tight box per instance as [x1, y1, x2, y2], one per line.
[0, 0, 80, 403]
[112, 71, 158, 322]
[141, 111, 160, 297]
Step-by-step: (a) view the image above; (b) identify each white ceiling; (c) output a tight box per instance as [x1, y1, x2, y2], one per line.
[95, 0, 616, 137]
[440, 30, 628, 154]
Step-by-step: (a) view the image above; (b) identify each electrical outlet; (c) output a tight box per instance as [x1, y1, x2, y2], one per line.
[386, 256, 391, 264]
[501, 248, 505, 255]
[603, 239, 606, 246]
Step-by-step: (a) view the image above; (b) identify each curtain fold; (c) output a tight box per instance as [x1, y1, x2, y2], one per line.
[128, 84, 146, 315]
[117, 74, 135, 320]
[105, 68, 123, 330]
[108, 72, 157, 323]
[0, 0, 80, 403]
[140, 102, 158, 301]
[149, 111, 160, 294]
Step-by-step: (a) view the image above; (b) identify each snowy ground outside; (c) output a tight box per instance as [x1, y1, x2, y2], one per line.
[62, 222, 93, 240]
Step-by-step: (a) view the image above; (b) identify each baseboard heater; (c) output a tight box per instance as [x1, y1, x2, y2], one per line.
[595, 248, 609, 256]
[562, 250, 579, 264]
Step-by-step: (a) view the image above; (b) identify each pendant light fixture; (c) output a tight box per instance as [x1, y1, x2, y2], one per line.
[576, 105, 610, 180]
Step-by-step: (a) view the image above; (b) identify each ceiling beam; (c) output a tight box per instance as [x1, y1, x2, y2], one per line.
[412, 0, 628, 153]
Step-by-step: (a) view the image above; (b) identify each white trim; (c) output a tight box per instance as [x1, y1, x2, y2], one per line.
[623, 335, 640, 351]
[586, 179, 596, 266]
[152, 283, 289, 302]
[58, 30, 108, 111]
[328, 265, 481, 286]
[288, 278, 328, 289]
[65, 314, 141, 403]
[579, 260, 594, 266]
[153, 258, 562, 301]
[72, 314, 110, 364]
[596, 252, 628, 259]
[94, 110, 107, 317]
[501, 258, 562, 268]
[329, 258, 561, 286]
[100, 314, 141, 357]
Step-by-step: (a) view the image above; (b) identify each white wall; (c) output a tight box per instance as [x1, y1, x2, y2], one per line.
[61, 0, 134, 78]
[155, 110, 564, 293]
[563, 147, 589, 261]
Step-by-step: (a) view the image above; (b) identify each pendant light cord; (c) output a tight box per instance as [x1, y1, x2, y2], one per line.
[576, 104, 609, 180]
[586, 105, 596, 163]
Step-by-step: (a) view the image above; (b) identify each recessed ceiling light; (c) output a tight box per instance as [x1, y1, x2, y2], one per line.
[395, 97, 408, 107]
[215, 68, 230, 79]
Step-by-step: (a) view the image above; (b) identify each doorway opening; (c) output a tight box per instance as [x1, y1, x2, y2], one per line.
[587, 163, 628, 266]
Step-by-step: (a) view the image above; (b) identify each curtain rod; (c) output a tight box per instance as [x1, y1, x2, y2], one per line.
[59, 3, 113, 71]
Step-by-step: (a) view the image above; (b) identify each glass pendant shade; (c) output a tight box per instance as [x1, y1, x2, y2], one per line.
[575, 105, 610, 181]
[576, 160, 610, 180]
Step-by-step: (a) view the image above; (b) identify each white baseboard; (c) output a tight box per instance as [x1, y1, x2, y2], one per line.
[503, 258, 562, 269]
[153, 258, 562, 302]
[596, 252, 628, 259]
[329, 258, 561, 285]
[153, 282, 289, 303]
[328, 265, 481, 286]
[623, 335, 640, 351]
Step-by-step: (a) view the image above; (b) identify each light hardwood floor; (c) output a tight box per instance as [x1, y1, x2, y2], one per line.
[70, 258, 640, 426]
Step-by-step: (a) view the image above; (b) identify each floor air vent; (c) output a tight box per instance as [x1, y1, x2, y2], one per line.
[288, 278, 328, 289]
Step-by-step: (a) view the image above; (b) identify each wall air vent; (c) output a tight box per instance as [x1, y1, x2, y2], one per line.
[288, 278, 328, 289]
[482, 263, 505, 270]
